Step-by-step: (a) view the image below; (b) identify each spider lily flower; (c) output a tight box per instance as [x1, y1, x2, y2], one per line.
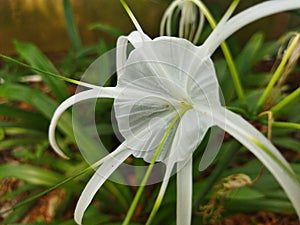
[49, 0, 300, 224]
[160, 0, 205, 44]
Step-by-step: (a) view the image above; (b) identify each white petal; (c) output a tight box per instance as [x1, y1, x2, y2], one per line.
[169, 109, 212, 163]
[125, 36, 197, 82]
[115, 94, 178, 162]
[198, 126, 225, 171]
[215, 108, 300, 217]
[74, 146, 131, 225]
[205, 0, 300, 55]
[187, 56, 221, 107]
[177, 157, 193, 225]
[49, 88, 120, 158]
[158, 160, 175, 199]
[193, 105, 226, 170]
[146, 160, 175, 224]
[121, 37, 220, 103]
[117, 31, 150, 77]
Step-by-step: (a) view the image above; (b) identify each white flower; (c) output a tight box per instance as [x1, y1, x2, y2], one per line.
[160, 0, 205, 43]
[49, 0, 300, 224]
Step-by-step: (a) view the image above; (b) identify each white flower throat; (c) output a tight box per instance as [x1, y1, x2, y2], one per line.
[114, 37, 217, 163]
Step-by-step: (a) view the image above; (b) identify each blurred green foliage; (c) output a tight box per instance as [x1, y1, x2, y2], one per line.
[0, 1, 299, 225]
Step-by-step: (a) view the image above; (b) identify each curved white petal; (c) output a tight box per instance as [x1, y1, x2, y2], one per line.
[117, 31, 150, 77]
[74, 145, 131, 225]
[49, 87, 120, 158]
[177, 157, 193, 225]
[158, 160, 175, 199]
[198, 126, 225, 171]
[215, 108, 300, 217]
[205, 0, 300, 55]
[192, 105, 226, 171]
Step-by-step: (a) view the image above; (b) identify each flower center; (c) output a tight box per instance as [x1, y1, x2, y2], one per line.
[178, 98, 193, 116]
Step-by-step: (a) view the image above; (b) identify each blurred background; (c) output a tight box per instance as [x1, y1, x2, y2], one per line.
[1, 0, 299, 55]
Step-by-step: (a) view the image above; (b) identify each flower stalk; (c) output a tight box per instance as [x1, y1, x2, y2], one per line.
[272, 121, 300, 130]
[122, 112, 183, 225]
[257, 34, 300, 111]
[196, 0, 247, 106]
[271, 87, 300, 116]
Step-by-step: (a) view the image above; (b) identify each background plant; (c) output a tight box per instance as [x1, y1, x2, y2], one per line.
[0, 1, 299, 225]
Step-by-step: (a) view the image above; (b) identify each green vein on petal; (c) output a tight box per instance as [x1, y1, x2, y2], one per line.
[215, 108, 300, 217]
[250, 136, 299, 182]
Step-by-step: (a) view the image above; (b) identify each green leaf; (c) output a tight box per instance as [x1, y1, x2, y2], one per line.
[13, 40, 69, 101]
[214, 59, 235, 102]
[0, 163, 63, 186]
[0, 83, 73, 139]
[89, 23, 124, 38]
[236, 33, 264, 73]
[0, 120, 47, 132]
[63, 0, 82, 51]
[2, 199, 36, 224]
[226, 186, 264, 200]
[227, 198, 294, 213]
[82, 205, 112, 224]
[0, 83, 110, 159]
[2, 126, 45, 137]
[273, 137, 300, 153]
[0, 138, 44, 149]
[0, 105, 48, 130]
[1, 184, 34, 201]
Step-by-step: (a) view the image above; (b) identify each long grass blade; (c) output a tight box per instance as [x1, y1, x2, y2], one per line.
[63, 0, 82, 51]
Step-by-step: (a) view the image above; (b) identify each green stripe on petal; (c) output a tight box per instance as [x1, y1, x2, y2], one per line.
[215, 108, 300, 217]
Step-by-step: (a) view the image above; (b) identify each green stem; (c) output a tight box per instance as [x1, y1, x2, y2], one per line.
[0, 55, 96, 89]
[272, 121, 300, 130]
[270, 87, 300, 116]
[120, 0, 143, 33]
[122, 112, 182, 225]
[192, 0, 246, 106]
[221, 43, 247, 106]
[257, 35, 300, 111]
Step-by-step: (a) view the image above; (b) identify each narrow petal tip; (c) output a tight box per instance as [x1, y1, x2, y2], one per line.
[48, 120, 70, 159]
